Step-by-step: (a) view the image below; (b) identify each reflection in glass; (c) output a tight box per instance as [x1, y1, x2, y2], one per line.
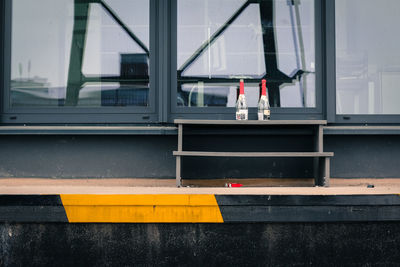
[11, 0, 149, 108]
[177, 0, 315, 108]
[336, 0, 400, 114]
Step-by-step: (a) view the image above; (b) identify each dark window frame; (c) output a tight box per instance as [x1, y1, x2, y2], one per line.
[0, 0, 5, 120]
[1, 0, 161, 124]
[168, 0, 325, 122]
[2, 0, 399, 125]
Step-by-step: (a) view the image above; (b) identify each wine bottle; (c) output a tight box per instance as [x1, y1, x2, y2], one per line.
[258, 79, 270, 120]
[236, 79, 248, 120]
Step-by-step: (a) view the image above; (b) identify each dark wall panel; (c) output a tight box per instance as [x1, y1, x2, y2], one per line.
[326, 135, 400, 178]
[0, 134, 316, 179]
[0, 136, 176, 178]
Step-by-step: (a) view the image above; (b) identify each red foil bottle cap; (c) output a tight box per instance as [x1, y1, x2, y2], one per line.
[261, 79, 267, 96]
[239, 79, 244, 95]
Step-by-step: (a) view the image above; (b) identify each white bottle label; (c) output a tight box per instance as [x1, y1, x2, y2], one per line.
[243, 110, 248, 120]
[236, 110, 248, 120]
[258, 110, 270, 120]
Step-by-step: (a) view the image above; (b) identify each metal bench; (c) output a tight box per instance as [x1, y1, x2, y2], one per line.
[173, 119, 333, 187]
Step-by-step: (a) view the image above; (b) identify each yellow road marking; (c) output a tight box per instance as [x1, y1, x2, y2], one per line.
[60, 194, 224, 223]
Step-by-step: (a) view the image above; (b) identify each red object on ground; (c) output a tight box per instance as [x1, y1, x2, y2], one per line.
[230, 183, 243, 188]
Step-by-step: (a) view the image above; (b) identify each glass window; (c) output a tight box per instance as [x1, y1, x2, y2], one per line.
[177, 0, 316, 108]
[336, 0, 400, 114]
[10, 0, 149, 108]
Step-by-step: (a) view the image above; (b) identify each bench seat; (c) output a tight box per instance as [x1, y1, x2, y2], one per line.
[173, 151, 334, 157]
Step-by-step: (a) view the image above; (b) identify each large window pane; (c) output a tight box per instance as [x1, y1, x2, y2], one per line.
[177, 0, 315, 108]
[10, 0, 149, 108]
[336, 0, 400, 114]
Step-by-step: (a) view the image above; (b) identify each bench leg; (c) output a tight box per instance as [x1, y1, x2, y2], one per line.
[313, 157, 319, 186]
[324, 157, 330, 187]
[315, 157, 330, 187]
[176, 124, 183, 187]
[176, 156, 182, 187]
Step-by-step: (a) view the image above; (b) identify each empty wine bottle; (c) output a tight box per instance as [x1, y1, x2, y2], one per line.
[258, 79, 270, 120]
[236, 79, 248, 120]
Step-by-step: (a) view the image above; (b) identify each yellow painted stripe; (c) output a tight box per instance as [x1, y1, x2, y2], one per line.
[60, 194, 224, 223]
[60, 194, 219, 206]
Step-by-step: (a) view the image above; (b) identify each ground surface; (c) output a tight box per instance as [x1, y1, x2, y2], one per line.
[0, 178, 399, 195]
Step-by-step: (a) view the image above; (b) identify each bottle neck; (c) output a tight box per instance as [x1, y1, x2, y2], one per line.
[239, 80, 244, 95]
[261, 79, 267, 96]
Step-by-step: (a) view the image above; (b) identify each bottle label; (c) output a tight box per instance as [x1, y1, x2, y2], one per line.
[258, 110, 271, 120]
[236, 110, 248, 120]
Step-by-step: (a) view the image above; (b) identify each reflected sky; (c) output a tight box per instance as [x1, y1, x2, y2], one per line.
[10, 0, 150, 107]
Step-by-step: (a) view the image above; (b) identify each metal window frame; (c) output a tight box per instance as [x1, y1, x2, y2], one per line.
[157, 0, 170, 123]
[325, 0, 335, 123]
[0, 0, 4, 117]
[3, 0, 399, 125]
[168, 0, 325, 122]
[329, 0, 400, 124]
[1, 0, 160, 124]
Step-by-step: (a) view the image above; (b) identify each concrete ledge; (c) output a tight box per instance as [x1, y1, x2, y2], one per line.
[0, 178, 399, 193]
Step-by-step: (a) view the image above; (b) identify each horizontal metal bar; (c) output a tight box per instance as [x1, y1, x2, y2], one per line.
[177, 75, 312, 84]
[178, 77, 263, 83]
[324, 126, 400, 135]
[83, 76, 149, 83]
[0, 126, 177, 135]
[174, 119, 327, 125]
[173, 151, 334, 157]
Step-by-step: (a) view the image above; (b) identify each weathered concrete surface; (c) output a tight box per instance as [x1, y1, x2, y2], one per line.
[0, 178, 400, 195]
[1, 222, 400, 266]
